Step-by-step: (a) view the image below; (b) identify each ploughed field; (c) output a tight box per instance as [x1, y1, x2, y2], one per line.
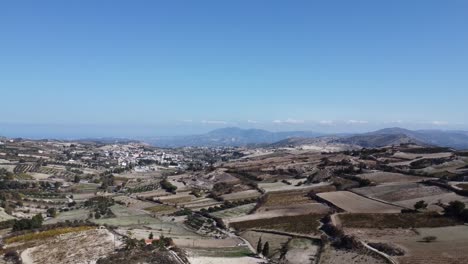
[316, 191, 403, 213]
[230, 213, 325, 235]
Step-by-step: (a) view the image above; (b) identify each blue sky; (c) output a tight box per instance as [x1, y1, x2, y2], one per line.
[1, 1, 467, 137]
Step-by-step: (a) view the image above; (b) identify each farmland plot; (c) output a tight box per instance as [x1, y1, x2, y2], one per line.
[228, 203, 329, 224]
[339, 213, 461, 229]
[221, 189, 261, 201]
[117, 223, 201, 241]
[353, 183, 449, 203]
[240, 230, 292, 258]
[356, 171, 428, 184]
[211, 203, 256, 219]
[346, 225, 468, 264]
[114, 196, 156, 209]
[230, 213, 324, 235]
[353, 182, 468, 210]
[394, 192, 468, 211]
[46, 209, 90, 224]
[317, 191, 402, 213]
[181, 197, 222, 210]
[393, 152, 453, 160]
[318, 246, 387, 264]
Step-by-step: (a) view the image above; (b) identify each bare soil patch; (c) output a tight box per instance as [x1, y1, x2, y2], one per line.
[353, 183, 449, 202]
[339, 213, 461, 229]
[357, 171, 428, 184]
[317, 191, 402, 213]
[231, 213, 324, 235]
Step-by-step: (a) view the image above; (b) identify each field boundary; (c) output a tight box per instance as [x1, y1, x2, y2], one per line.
[248, 228, 322, 240]
[423, 180, 468, 197]
[361, 241, 398, 264]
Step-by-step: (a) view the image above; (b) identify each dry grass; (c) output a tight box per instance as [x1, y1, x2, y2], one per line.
[144, 204, 175, 213]
[159, 196, 192, 205]
[317, 191, 402, 213]
[263, 190, 313, 207]
[230, 214, 324, 235]
[339, 213, 461, 229]
[5, 226, 95, 244]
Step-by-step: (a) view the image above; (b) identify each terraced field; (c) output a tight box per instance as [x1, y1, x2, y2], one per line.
[356, 171, 428, 184]
[353, 183, 449, 202]
[317, 191, 402, 213]
[353, 182, 468, 210]
[346, 225, 468, 264]
[221, 189, 261, 201]
[211, 203, 256, 219]
[230, 213, 324, 235]
[339, 213, 461, 228]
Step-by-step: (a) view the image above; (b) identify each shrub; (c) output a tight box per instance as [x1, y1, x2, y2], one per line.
[12, 213, 43, 231]
[414, 200, 428, 211]
[160, 179, 177, 193]
[421, 236, 437, 243]
[3, 250, 20, 264]
[444, 200, 465, 218]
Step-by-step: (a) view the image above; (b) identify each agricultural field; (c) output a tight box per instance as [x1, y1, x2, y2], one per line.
[180, 197, 222, 210]
[353, 183, 442, 201]
[318, 246, 387, 264]
[144, 204, 177, 215]
[211, 203, 256, 219]
[339, 213, 461, 229]
[228, 203, 329, 224]
[346, 225, 468, 264]
[46, 209, 90, 224]
[240, 230, 292, 258]
[230, 213, 324, 235]
[221, 189, 262, 201]
[317, 191, 403, 213]
[114, 195, 157, 209]
[116, 223, 201, 241]
[356, 171, 428, 184]
[157, 193, 194, 205]
[353, 182, 468, 210]
[70, 183, 100, 193]
[106, 213, 180, 230]
[260, 189, 316, 207]
[392, 151, 453, 160]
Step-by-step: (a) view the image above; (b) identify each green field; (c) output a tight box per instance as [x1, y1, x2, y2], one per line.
[231, 214, 324, 235]
[46, 208, 90, 224]
[189, 247, 253, 258]
[211, 203, 256, 219]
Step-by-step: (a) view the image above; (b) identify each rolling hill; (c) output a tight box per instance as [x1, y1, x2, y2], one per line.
[146, 127, 468, 149]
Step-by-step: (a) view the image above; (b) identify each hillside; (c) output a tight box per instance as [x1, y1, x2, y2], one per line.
[270, 128, 468, 150]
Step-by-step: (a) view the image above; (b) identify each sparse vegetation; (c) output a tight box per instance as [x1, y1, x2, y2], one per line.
[339, 213, 462, 228]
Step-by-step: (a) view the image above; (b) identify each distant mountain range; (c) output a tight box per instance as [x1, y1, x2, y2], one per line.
[146, 127, 324, 147]
[147, 127, 468, 149]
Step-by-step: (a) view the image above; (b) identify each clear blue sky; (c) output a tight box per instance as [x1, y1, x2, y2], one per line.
[1, 0, 467, 137]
